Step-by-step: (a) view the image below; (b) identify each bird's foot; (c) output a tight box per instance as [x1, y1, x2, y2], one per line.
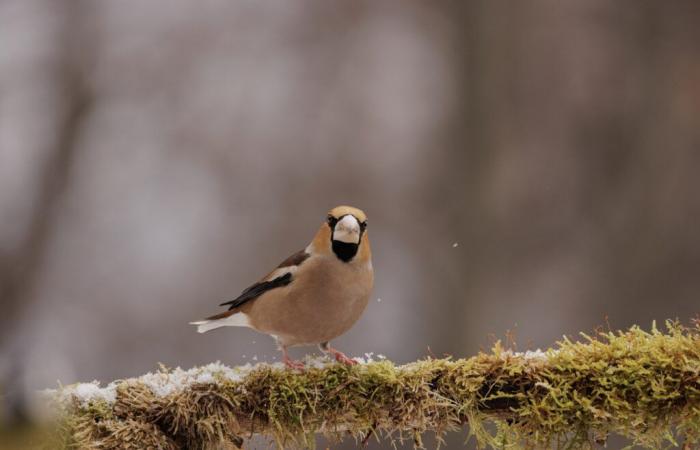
[281, 348, 305, 370]
[330, 349, 358, 366]
[283, 356, 305, 370]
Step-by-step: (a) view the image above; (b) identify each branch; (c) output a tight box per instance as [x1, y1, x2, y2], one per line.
[48, 321, 700, 449]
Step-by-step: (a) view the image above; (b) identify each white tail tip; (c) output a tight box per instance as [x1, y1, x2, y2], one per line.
[189, 312, 250, 334]
[189, 320, 215, 333]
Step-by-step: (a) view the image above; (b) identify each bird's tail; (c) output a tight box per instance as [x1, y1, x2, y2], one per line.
[189, 312, 250, 333]
[189, 320, 226, 333]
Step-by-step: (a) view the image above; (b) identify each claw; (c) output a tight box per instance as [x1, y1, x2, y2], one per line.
[319, 343, 357, 366]
[283, 358, 305, 370]
[333, 351, 358, 366]
[281, 346, 305, 370]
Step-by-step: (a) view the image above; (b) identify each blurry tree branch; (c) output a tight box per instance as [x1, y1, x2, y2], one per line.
[0, 2, 93, 424]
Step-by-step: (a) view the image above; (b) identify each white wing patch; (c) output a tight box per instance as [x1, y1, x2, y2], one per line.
[264, 266, 297, 282]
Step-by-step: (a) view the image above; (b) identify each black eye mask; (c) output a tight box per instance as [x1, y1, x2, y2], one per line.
[327, 215, 339, 228]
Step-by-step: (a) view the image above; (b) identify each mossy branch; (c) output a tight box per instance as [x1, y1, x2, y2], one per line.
[50, 321, 700, 449]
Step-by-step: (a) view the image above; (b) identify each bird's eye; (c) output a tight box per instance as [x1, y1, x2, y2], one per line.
[360, 221, 367, 231]
[327, 215, 338, 227]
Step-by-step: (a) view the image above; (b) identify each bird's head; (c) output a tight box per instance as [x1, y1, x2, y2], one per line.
[309, 205, 370, 263]
[327, 205, 367, 245]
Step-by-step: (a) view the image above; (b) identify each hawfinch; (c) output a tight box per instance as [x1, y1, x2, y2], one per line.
[191, 205, 373, 369]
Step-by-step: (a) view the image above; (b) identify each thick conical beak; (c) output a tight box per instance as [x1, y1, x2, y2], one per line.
[332, 215, 360, 244]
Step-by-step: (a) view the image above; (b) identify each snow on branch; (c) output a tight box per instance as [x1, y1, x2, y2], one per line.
[47, 321, 700, 449]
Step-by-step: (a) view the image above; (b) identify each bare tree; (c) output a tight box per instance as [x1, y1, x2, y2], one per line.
[0, 0, 94, 424]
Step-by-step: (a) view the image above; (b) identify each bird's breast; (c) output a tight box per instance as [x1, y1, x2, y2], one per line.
[260, 255, 373, 345]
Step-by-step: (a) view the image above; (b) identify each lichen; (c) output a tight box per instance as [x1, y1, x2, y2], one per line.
[48, 321, 700, 449]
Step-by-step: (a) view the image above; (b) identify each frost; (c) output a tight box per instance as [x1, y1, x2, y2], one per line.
[500, 348, 553, 360]
[522, 349, 548, 359]
[304, 355, 332, 369]
[47, 356, 369, 406]
[52, 348, 549, 409]
[49, 361, 258, 406]
[57, 381, 118, 405]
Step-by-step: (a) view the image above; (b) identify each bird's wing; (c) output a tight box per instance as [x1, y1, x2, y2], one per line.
[213, 249, 310, 314]
[217, 272, 292, 312]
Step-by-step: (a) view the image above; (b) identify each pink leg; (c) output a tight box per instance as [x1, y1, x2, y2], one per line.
[319, 342, 357, 366]
[281, 347, 304, 370]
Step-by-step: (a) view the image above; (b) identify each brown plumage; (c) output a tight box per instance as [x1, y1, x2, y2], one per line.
[190, 205, 373, 368]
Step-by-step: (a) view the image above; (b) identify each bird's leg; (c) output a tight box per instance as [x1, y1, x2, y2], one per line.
[281, 346, 304, 370]
[319, 342, 357, 366]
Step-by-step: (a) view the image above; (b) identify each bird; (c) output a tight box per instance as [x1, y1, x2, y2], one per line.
[190, 205, 373, 369]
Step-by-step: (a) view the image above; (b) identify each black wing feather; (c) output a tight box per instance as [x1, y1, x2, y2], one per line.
[219, 272, 292, 311]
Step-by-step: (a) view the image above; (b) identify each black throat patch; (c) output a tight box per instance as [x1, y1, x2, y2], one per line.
[332, 240, 359, 262]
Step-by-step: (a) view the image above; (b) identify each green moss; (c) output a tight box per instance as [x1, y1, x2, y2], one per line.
[51, 321, 700, 449]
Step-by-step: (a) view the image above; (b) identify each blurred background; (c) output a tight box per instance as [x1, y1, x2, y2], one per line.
[1, 0, 699, 448]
